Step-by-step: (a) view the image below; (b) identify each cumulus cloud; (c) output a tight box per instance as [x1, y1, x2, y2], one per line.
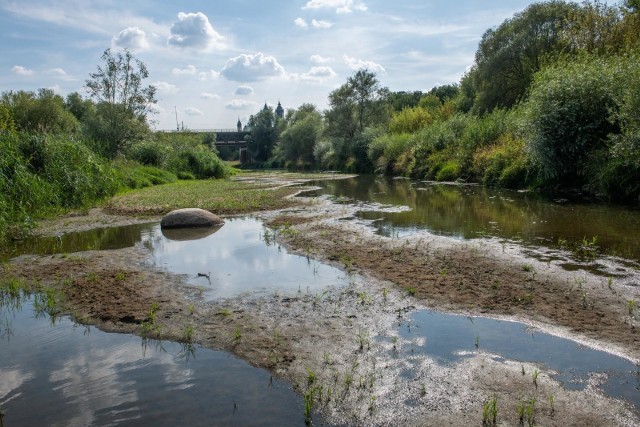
[292, 66, 337, 83]
[185, 107, 203, 116]
[225, 99, 258, 110]
[172, 65, 197, 75]
[234, 85, 254, 96]
[168, 12, 224, 50]
[294, 18, 308, 28]
[343, 55, 385, 73]
[200, 92, 220, 100]
[153, 81, 179, 94]
[221, 53, 285, 82]
[303, 0, 367, 14]
[11, 65, 34, 76]
[311, 19, 333, 29]
[112, 27, 149, 50]
[310, 54, 333, 64]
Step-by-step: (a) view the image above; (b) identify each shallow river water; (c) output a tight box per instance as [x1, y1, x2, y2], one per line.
[2, 178, 640, 423]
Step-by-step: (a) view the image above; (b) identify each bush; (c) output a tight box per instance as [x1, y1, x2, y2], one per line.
[435, 161, 461, 181]
[523, 57, 619, 184]
[0, 132, 119, 241]
[126, 140, 167, 167]
[113, 159, 177, 189]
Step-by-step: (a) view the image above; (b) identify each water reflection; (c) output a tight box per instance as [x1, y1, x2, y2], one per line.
[398, 310, 640, 410]
[0, 296, 316, 426]
[145, 217, 348, 299]
[308, 176, 640, 261]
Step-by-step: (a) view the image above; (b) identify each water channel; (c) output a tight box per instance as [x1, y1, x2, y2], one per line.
[2, 177, 640, 423]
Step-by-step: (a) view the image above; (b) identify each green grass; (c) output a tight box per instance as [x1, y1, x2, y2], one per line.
[107, 179, 301, 216]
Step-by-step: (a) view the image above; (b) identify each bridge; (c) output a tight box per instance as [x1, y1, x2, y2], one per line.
[161, 128, 251, 147]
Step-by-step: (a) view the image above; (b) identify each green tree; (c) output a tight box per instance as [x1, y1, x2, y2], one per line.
[246, 107, 278, 162]
[323, 69, 389, 171]
[277, 103, 323, 168]
[65, 92, 95, 122]
[85, 48, 157, 158]
[1, 89, 79, 133]
[562, 1, 625, 54]
[470, 1, 577, 114]
[523, 57, 618, 184]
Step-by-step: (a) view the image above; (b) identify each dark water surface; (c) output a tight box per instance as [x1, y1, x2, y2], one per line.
[0, 297, 317, 427]
[305, 175, 640, 262]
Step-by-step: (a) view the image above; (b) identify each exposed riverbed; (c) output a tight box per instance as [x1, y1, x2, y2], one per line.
[2, 173, 639, 426]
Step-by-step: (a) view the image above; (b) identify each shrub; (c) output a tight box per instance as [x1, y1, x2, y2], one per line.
[523, 57, 619, 184]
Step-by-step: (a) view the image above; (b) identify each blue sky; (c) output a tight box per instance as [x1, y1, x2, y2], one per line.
[1, 0, 575, 130]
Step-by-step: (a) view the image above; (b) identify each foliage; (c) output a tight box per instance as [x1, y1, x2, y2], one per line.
[523, 56, 619, 184]
[1, 89, 79, 133]
[277, 104, 323, 169]
[246, 107, 280, 162]
[388, 106, 433, 134]
[0, 104, 15, 132]
[369, 133, 413, 175]
[0, 132, 119, 242]
[470, 1, 577, 114]
[85, 48, 157, 158]
[113, 160, 178, 189]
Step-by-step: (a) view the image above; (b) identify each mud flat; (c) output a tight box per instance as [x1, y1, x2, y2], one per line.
[4, 173, 639, 426]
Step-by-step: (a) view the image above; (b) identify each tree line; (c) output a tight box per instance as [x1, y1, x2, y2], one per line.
[242, 0, 639, 203]
[0, 49, 229, 243]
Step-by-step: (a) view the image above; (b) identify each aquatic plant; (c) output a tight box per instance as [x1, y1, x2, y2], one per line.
[182, 323, 194, 343]
[475, 335, 480, 349]
[482, 395, 497, 426]
[303, 386, 315, 426]
[532, 368, 539, 388]
[382, 287, 388, 301]
[522, 264, 533, 272]
[525, 398, 536, 427]
[607, 276, 614, 291]
[420, 384, 426, 397]
[407, 287, 416, 297]
[115, 271, 126, 281]
[549, 393, 555, 416]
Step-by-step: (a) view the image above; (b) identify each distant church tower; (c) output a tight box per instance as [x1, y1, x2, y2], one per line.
[275, 101, 284, 119]
[237, 117, 242, 132]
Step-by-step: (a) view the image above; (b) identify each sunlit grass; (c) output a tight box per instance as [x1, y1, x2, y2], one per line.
[107, 179, 303, 216]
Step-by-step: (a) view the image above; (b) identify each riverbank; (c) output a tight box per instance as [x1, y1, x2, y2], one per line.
[3, 172, 639, 426]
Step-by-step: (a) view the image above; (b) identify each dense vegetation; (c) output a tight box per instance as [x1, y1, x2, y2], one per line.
[243, 0, 639, 203]
[0, 49, 230, 243]
[2, 1, 639, 244]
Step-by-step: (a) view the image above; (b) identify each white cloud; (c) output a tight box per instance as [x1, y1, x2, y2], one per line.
[200, 92, 221, 100]
[153, 81, 179, 94]
[294, 18, 308, 28]
[185, 107, 203, 116]
[311, 19, 334, 29]
[172, 65, 197, 75]
[149, 103, 166, 115]
[225, 99, 258, 110]
[343, 55, 385, 73]
[292, 66, 337, 83]
[11, 65, 34, 76]
[168, 12, 225, 51]
[198, 72, 208, 81]
[112, 27, 149, 51]
[221, 53, 285, 82]
[310, 54, 333, 64]
[47, 68, 75, 81]
[303, 0, 367, 14]
[234, 85, 254, 96]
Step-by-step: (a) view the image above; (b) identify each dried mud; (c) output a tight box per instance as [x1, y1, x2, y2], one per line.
[5, 175, 640, 426]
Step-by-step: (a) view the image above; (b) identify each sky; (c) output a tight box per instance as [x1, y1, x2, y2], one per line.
[0, 0, 576, 130]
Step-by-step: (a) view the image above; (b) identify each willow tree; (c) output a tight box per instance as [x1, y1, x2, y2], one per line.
[85, 48, 157, 158]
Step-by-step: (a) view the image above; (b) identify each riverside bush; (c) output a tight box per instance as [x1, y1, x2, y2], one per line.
[0, 132, 119, 241]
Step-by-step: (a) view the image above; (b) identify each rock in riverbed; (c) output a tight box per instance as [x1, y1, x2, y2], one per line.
[160, 208, 224, 229]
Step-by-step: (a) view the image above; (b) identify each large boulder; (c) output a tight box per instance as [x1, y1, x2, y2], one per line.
[160, 208, 224, 229]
